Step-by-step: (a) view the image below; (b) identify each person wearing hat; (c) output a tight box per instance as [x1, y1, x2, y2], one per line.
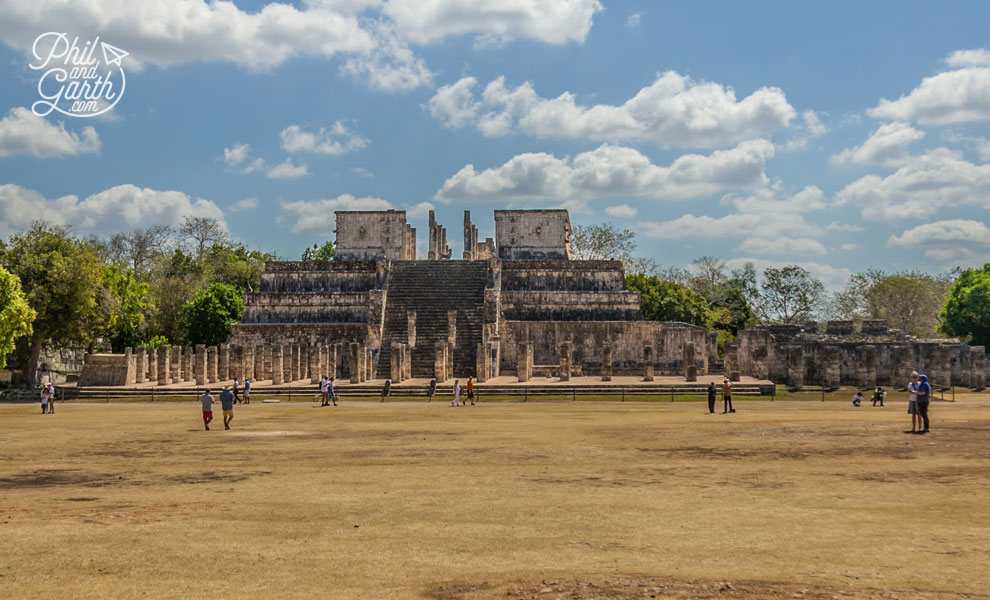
[906, 371, 921, 433]
[219, 386, 236, 430]
[721, 378, 734, 413]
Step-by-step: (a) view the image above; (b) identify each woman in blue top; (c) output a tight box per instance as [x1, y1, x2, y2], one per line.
[915, 374, 931, 434]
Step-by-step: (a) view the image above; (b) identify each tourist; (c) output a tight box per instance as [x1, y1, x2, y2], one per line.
[428, 379, 436, 402]
[915, 374, 931, 433]
[466, 377, 475, 405]
[722, 378, 734, 413]
[233, 378, 240, 404]
[852, 391, 863, 407]
[244, 378, 251, 404]
[40, 383, 53, 414]
[906, 371, 921, 433]
[320, 376, 330, 406]
[871, 386, 885, 407]
[201, 389, 215, 430]
[219, 386, 235, 430]
[452, 380, 461, 407]
[381, 379, 391, 403]
[707, 382, 716, 414]
[328, 377, 337, 406]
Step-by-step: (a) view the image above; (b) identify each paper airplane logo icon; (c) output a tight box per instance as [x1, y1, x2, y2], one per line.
[101, 42, 128, 66]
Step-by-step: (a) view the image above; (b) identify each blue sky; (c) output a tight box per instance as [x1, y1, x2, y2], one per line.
[2, 0, 990, 289]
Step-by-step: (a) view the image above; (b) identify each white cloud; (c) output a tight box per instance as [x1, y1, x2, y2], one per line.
[737, 236, 827, 257]
[350, 167, 374, 178]
[230, 197, 259, 213]
[339, 20, 434, 92]
[945, 48, 990, 68]
[868, 66, 990, 124]
[280, 122, 369, 155]
[941, 130, 990, 162]
[887, 219, 990, 247]
[0, 183, 224, 238]
[605, 204, 637, 218]
[266, 159, 310, 180]
[724, 257, 852, 292]
[223, 143, 251, 167]
[433, 139, 775, 204]
[830, 121, 925, 167]
[427, 72, 796, 148]
[779, 110, 828, 152]
[383, 0, 602, 45]
[405, 201, 434, 220]
[839, 243, 860, 251]
[281, 194, 393, 233]
[922, 246, 990, 266]
[625, 12, 641, 29]
[0, 107, 100, 158]
[826, 221, 866, 233]
[835, 148, 990, 220]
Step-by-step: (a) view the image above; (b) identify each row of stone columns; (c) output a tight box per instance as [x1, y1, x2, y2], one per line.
[516, 342, 665, 382]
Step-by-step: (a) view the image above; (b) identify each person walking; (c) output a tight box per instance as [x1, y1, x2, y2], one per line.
[915, 374, 931, 434]
[428, 379, 436, 402]
[466, 377, 475, 405]
[452, 380, 461, 407]
[906, 371, 921, 433]
[201, 389, 215, 431]
[707, 382, 717, 414]
[380, 379, 391, 403]
[722, 378, 734, 413]
[243, 379, 251, 404]
[328, 376, 337, 406]
[320, 376, 330, 406]
[232, 378, 240, 404]
[219, 386, 235, 430]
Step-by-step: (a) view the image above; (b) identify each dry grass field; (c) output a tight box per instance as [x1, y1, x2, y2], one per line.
[2, 394, 989, 599]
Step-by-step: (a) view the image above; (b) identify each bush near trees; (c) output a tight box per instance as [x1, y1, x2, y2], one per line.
[940, 263, 990, 347]
[626, 273, 713, 327]
[177, 282, 245, 347]
[301, 240, 335, 261]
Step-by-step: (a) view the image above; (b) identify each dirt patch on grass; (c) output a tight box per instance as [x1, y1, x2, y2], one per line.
[0, 469, 116, 490]
[0, 468, 272, 490]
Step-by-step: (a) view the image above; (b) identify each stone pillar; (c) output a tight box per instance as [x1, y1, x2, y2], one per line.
[448, 310, 458, 345]
[822, 344, 841, 390]
[171, 345, 182, 382]
[262, 345, 273, 381]
[890, 344, 915, 389]
[272, 346, 284, 385]
[407, 311, 417, 348]
[856, 345, 877, 388]
[683, 341, 696, 382]
[366, 347, 374, 381]
[228, 346, 241, 381]
[391, 344, 403, 382]
[157, 345, 171, 385]
[289, 345, 299, 382]
[559, 341, 571, 382]
[147, 347, 158, 383]
[972, 347, 986, 390]
[724, 342, 739, 381]
[435, 341, 447, 382]
[282, 345, 294, 384]
[327, 345, 337, 381]
[310, 344, 322, 384]
[707, 331, 719, 369]
[253, 345, 264, 381]
[959, 346, 974, 388]
[517, 342, 532, 383]
[208, 346, 218, 383]
[932, 345, 951, 390]
[182, 347, 192, 382]
[476, 343, 487, 382]
[219, 344, 229, 381]
[787, 345, 804, 390]
[402, 344, 411, 382]
[643, 345, 654, 382]
[243, 345, 254, 383]
[123, 347, 135, 385]
[350, 342, 362, 384]
[601, 344, 613, 382]
[194, 344, 207, 385]
[133, 346, 146, 384]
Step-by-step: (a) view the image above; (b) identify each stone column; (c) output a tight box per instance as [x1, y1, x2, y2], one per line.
[788, 345, 804, 390]
[253, 345, 264, 382]
[350, 342, 362, 384]
[724, 342, 739, 381]
[147, 347, 158, 383]
[272, 346, 284, 385]
[402, 344, 411, 382]
[435, 341, 447, 382]
[282, 345, 293, 384]
[219, 344, 229, 381]
[823, 344, 841, 390]
[263, 345, 273, 381]
[288, 345, 298, 382]
[326, 345, 336, 381]
[194, 344, 207, 385]
[310, 344, 322, 384]
[516, 342, 532, 383]
[891, 344, 915, 389]
[856, 345, 877, 388]
[959, 346, 974, 388]
[228, 346, 242, 382]
[157, 345, 171, 385]
[171, 345, 182, 382]
[123, 347, 136, 385]
[559, 341, 571, 382]
[391, 344, 403, 382]
[134, 346, 146, 384]
[208, 346, 218, 383]
[972, 347, 986, 390]
[446, 342, 454, 381]
[707, 331, 719, 369]
[183, 347, 193, 383]
[476, 343, 488, 382]
[643, 345, 655, 382]
[448, 310, 457, 345]
[932, 345, 951, 390]
[601, 344, 613, 382]
[367, 347, 375, 381]
[407, 311, 417, 348]
[242, 345, 254, 384]
[683, 341, 696, 382]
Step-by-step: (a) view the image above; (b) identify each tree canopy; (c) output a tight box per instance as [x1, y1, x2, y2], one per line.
[178, 282, 245, 347]
[0, 265, 35, 370]
[571, 223, 636, 260]
[626, 273, 713, 327]
[301, 240, 335, 261]
[940, 263, 990, 347]
[756, 265, 826, 324]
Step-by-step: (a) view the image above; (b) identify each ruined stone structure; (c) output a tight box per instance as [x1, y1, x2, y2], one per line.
[737, 321, 987, 391]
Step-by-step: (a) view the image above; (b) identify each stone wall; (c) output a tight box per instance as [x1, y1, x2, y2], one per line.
[334, 210, 415, 261]
[78, 352, 134, 387]
[494, 210, 572, 260]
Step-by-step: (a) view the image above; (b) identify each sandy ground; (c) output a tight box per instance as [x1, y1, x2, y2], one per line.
[1, 397, 988, 599]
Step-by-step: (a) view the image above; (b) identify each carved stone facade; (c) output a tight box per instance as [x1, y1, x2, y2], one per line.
[334, 209, 415, 261]
[494, 209, 572, 260]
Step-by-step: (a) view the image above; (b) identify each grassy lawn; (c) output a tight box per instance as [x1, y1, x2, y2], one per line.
[2, 396, 989, 599]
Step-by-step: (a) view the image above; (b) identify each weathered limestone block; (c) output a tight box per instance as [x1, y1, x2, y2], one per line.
[682, 341, 695, 381]
[642, 345, 653, 382]
[601, 344, 612, 382]
[243, 345, 254, 383]
[517, 342, 532, 383]
[724, 342, 738, 379]
[158, 346, 171, 385]
[402, 344, 411, 382]
[931, 345, 951, 389]
[890, 344, 915, 389]
[182, 347, 192, 382]
[253, 345, 264, 381]
[822, 345, 841, 389]
[194, 344, 207, 385]
[435, 341, 447, 382]
[958, 345, 973, 388]
[366, 347, 374, 381]
[476, 343, 488, 382]
[972, 347, 986, 390]
[147, 347, 158, 383]
[310, 344, 322, 384]
[135, 346, 146, 384]
[448, 310, 458, 345]
[171, 345, 182, 381]
[559, 341, 571, 382]
[350, 342, 362, 384]
[269, 346, 282, 385]
[207, 346, 218, 383]
[407, 311, 417, 348]
[292, 345, 302, 382]
[787, 345, 804, 390]
[856, 345, 877, 388]
[219, 345, 229, 381]
[124, 348, 136, 385]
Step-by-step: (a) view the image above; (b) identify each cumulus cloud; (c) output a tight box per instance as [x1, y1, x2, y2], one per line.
[0, 183, 224, 238]
[266, 159, 310, 180]
[223, 143, 251, 167]
[339, 20, 434, 92]
[405, 201, 434, 220]
[625, 12, 641, 29]
[605, 204, 637, 218]
[0, 107, 100, 158]
[383, 0, 602, 45]
[922, 246, 990, 266]
[868, 65, 990, 124]
[280, 122, 369, 155]
[427, 72, 796, 148]
[835, 148, 990, 220]
[724, 257, 852, 291]
[737, 237, 827, 256]
[281, 194, 392, 233]
[945, 48, 990, 68]
[229, 197, 259, 213]
[779, 110, 828, 152]
[887, 219, 990, 247]
[434, 140, 774, 204]
[830, 121, 926, 167]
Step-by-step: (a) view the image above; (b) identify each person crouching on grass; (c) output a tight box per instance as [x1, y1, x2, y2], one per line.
[201, 389, 215, 430]
[219, 386, 235, 430]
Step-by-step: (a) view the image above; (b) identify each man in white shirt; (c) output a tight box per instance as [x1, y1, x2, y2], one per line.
[320, 376, 330, 406]
[200, 389, 215, 431]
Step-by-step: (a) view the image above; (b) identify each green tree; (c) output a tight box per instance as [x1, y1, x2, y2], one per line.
[301, 241, 335, 261]
[572, 223, 636, 260]
[0, 266, 36, 370]
[756, 265, 825, 324]
[626, 273, 713, 327]
[2, 224, 107, 384]
[940, 263, 990, 347]
[102, 264, 152, 351]
[829, 269, 952, 337]
[177, 282, 244, 347]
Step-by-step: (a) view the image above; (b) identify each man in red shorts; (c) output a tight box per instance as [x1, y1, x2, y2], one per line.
[200, 389, 214, 431]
